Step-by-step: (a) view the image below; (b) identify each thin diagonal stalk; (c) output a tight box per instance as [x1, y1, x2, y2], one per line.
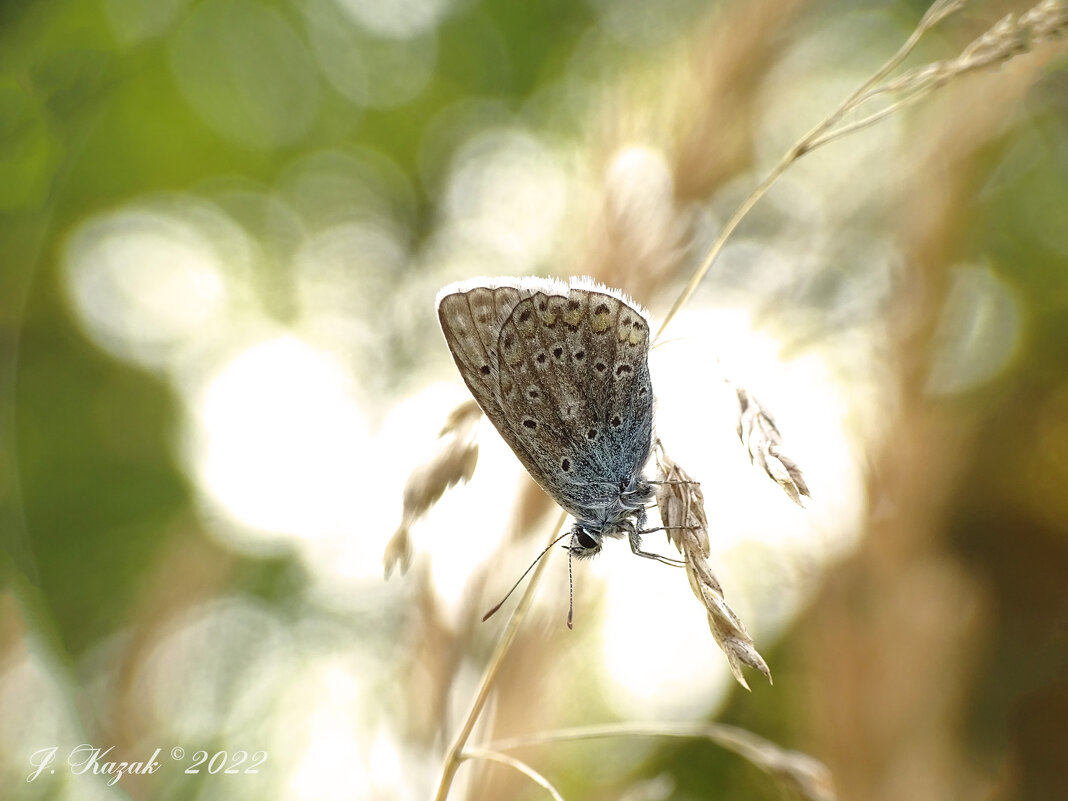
[432, 511, 569, 801]
[460, 748, 567, 801]
[655, 0, 963, 340]
[805, 94, 922, 151]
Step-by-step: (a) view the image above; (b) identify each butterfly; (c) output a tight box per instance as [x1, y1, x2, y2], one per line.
[436, 276, 679, 567]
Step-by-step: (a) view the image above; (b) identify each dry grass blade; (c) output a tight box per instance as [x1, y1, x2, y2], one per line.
[383, 399, 482, 576]
[702, 725, 836, 801]
[460, 749, 567, 801]
[654, 443, 772, 689]
[486, 722, 835, 801]
[735, 388, 810, 507]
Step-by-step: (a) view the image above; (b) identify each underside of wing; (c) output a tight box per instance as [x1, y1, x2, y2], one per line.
[436, 276, 654, 519]
[436, 284, 522, 436]
[494, 285, 654, 515]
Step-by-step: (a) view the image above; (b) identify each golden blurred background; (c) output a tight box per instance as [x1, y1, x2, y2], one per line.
[1, 0, 1066, 799]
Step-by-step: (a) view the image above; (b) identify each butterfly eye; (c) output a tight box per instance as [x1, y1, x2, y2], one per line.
[575, 530, 598, 551]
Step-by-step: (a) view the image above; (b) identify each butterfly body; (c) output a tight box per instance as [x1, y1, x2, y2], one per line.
[436, 275, 657, 558]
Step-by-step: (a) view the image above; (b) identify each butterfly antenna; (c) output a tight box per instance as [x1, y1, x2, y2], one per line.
[567, 544, 574, 629]
[481, 531, 571, 622]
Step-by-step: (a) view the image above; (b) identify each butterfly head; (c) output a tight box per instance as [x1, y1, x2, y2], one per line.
[567, 524, 605, 559]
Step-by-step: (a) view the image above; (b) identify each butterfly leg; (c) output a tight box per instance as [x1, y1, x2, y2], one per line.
[627, 527, 686, 567]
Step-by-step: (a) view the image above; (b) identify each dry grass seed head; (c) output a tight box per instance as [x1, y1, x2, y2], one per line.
[384, 399, 482, 576]
[654, 443, 772, 688]
[882, 0, 1068, 95]
[735, 387, 810, 506]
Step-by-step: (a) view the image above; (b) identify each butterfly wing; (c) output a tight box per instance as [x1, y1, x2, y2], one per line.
[437, 277, 653, 520]
[436, 280, 524, 441]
